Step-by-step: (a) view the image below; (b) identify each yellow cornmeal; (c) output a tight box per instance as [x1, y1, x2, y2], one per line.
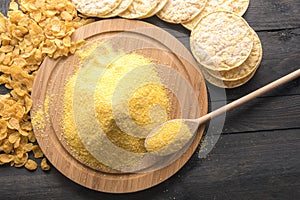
[63, 73, 113, 171]
[76, 42, 99, 62]
[31, 108, 45, 131]
[31, 95, 51, 131]
[129, 83, 170, 126]
[43, 95, 51, 121]
[63, 49, 171, 170]
[145, 120, 192, 156]
[93, 53, 168, 153]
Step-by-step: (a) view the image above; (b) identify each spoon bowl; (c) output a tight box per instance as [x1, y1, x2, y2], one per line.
[144, 119, 199, 156]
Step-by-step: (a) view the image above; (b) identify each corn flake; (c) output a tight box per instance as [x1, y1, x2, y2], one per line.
[0, 0, 94, 171]
[0, 45, 14, 53]
[0, 13, 7, 33]
[9, 1, 19, 11]
[0, 119, 8, 140]
[23, 143, 33, 152]
[14, 152, 28, 167]
[8, 131, 20, 144]
[27, 131, 36, 143]
[13, 136, 21, 148]
[8, 118, 20, 130]
[25, 159, 37, 171]
[32, 145, 43, 158]
[40, 158, 51, 171]
[0, 154, 14, 164]
[20, 121, 32, 131]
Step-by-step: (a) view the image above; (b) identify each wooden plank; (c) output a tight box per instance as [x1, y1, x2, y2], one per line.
[0, 0, 9, 16]
[220, 95, 300, 133]
[144, 0, 300, 31]
[0, 129, 299, 199]
[166, 129, 300, 200]
[244, 0, 300, 31]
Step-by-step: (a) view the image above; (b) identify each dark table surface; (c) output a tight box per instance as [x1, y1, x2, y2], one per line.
[1, 0, 300, 199]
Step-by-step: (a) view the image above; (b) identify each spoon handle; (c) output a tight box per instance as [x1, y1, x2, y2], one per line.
[197, 69, 300, 124]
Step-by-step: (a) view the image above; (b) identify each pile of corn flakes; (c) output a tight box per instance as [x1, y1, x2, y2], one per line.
[0, 0, 94, 171]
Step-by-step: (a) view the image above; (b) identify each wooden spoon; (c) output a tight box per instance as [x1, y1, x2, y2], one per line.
[145, 69, 300, 155]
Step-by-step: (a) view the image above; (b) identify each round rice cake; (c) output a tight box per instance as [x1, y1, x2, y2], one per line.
[207, 29, 262, 81]
[221, 0, 250, 15]
[190, 11, 253, 71]
[72, 0, 122, 17]
[138, 0, 168, 19]
[156, 0, 207, 24]
[182, 0, 250, 30]
[119, 0, 160, 19]
[99, 0, 134, 18]
[201, 65, 257, 88]
[183, 0, 226, 30]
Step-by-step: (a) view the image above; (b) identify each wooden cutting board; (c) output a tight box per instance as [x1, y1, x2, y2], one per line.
[31, 19, 208, 193]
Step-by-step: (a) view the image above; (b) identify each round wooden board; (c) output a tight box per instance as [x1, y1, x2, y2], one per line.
[31, 19, 208, 193]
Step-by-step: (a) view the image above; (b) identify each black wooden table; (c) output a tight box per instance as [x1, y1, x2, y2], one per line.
[1, 1, 299, 199]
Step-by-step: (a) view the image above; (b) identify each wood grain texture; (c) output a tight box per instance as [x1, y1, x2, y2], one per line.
[0, 129, 299, 199]
[244, 0, 300, 31]
[223, 95, 300, 133]
[0, 0, 300, 199]
[0, 1, 9, 16]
